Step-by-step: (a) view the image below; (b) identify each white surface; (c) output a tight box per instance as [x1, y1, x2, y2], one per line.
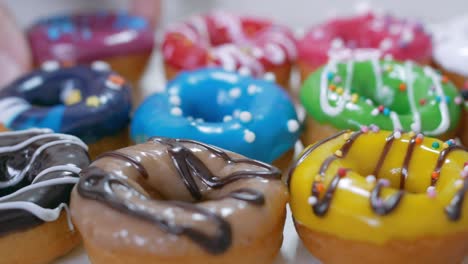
[5, 0, 468, 28]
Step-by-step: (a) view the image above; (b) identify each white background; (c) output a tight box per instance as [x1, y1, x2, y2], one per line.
[5, 0, 468, 28]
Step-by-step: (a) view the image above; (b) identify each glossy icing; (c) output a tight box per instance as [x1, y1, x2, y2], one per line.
[432, 16, 468, 77]
[298, 13, 432, 70]
[0, 62, 132, 143]
[28, 11, 155, 64]
[289, 130, 468, 243]
[0, 128, 90, 236]
[72, 137, 287, 256]
[162, 10, 297, 76]
[300, 58, 462, 137]
[131, 68, 300, 163]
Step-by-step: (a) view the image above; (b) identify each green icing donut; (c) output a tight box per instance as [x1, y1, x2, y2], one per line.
[300, 59, 462, 137]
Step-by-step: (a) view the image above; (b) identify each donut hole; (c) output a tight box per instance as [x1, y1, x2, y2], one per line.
[178, 79, 253, 123]
[206, 17, 271, 47]
[19, 78, 86, 107]
[343, 133, 446, 194]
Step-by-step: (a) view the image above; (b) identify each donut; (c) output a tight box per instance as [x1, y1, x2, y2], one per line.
[288, 129, 468, 264]
[0, 62, 132, 158]
[298, 12, 432, 80]
[432, 16, 468, 88]
[0, 128, 90, 264]
[28, 11, 155, 91]
[299, 57, 462, 145]
[131, 68, 301, 169]
[162, 10, 297, 88]
[71, 137, 288, 264]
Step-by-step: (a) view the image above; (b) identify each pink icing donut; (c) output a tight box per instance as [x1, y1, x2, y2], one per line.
[298, 13, 432, 73]
[162, 11, 297, 87]
[28, 11, 155, 65]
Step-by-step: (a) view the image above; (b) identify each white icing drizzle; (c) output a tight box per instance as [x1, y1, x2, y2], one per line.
[319, 60, 354, 116]
[211, 44, 264, 75]
[32, 165, 82, 184]
[404, 61, 421, 132]
[423, 66, 450, 136]
[165, 11, 296, 74]
[0, 97, 31, 126]
[390, 111, 403, 131]
[0, 129, 87, 230]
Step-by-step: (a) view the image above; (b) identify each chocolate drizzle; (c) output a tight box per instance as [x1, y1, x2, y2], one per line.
[78, 167, 232, 254]
[400, 135, 418, 189]
[78, 137, 281, 254]
[310, 131, 362, 216]
[431, 145, 466, 186]
[287, 130, 347, 187]
[152, 137, 281, 200]
[373, 132, 396, 176]
[370, 180, 404, 215]
[446, 178, 468, 220]
[290, 130, 468, 220]
[97, 151, 149, 179]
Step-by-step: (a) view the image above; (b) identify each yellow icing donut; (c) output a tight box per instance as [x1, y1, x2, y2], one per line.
[289, 130, 468, 264]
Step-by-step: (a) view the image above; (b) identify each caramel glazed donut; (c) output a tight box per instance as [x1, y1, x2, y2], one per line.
[71, 137, 288, 264]
[0, 128, 90, 264]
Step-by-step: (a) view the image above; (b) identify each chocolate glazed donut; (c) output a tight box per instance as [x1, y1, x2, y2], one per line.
[0, 128, 90, 264]
[71, 137, 288, 264]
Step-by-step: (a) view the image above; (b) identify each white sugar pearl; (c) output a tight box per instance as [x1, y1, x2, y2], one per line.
[243, 129, 256, 143]
[238, 67, 251, 76]
[41, 61, 60, 72]
[170, 107, 182, 116]
[223, 115, 233, 122]
[263, 72, 276, 82]
[247, 84, 260, 95]
[239, 111, 252, 123]
[366, 175, 377, 183]
[251, 47, 263, 58]
[229, 88, 242, 99]
[91, 61, 110, 71]
[168, 87, 179, 95]
[331, 38, 344, 49]
[379, 38, 393, 51]
[169, 95, 181, 106]
[307, 196, 318, 205]
[455, 179, 464, 188]
[371, 108, 379, 116]
[394, 131, 402, 139]
[287, 119, 300, 133]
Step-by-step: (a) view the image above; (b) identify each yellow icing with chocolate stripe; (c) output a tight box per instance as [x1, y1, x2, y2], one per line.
[289, 130, 468, 244]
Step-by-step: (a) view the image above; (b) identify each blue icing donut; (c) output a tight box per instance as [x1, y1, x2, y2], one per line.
[0, 61, 132, 143]
[131, 68, 300, 163]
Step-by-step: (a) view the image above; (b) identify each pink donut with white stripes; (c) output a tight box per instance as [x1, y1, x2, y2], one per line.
[162, 11, 297, 87]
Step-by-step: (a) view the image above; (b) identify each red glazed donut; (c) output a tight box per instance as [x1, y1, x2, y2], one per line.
[162, 11, 297, 88]
[297, 12, 432, 80]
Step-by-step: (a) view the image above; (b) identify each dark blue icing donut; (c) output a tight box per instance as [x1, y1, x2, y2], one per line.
[0, 61, 132, 143]
[131, 68, 301, 163]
